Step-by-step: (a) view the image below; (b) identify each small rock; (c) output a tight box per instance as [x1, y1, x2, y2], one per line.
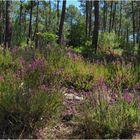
[64, 93, 83, 101]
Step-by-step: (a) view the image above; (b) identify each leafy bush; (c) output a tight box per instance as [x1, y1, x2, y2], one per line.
[77, 84, 140, 139]
[0, 45, 139, 139]
[68, 22, 86, 47]
[37, 32, 57, 46]
[106, 61, 138, 90]
[98, 32, 122, 53]
[0, 48, 64, 138]
[0, 74, 63, 138]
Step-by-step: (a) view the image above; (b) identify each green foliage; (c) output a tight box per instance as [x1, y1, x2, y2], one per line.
[0, 50, 12, 65]
[106, 62, 139, 90]
[68, 22, 86, 47]
[77, 93, 140, 139]
[0, 74, 63, 138]
[0, 49, 19, 73]
[98, 32, 122, 52]
[0, 48, 64, 138]
[37, 32, 57, 46]
[0, 45, 139, 138]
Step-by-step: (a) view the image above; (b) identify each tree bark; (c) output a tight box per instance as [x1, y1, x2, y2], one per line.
[88, 0, 92, 37]
[57, 0, 60, 26]
[126, 27, 129, 43]
[0, 1, 3, 45]
[2, 0, 5, 43]
[103, 1, 107, 32]
[24, 9, 27, 33]
[58, 0, 66, 45]
[86, 1, 89, 38]
[138, 1, 140, 49]
[109, 1, 113, 33]
[112, 2, 116, 31]
[35, 0, 39, 48]
[27, 1, 33, 44]
[92, 0, 99, 54]
[4, 0, 12, 48]
[49, 0, 51, 26]
[119, 1, 122, 36]
[19, 0, 23, 26]
[132, 1, 135, 46]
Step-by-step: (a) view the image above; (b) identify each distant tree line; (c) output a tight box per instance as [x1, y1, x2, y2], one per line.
[0, 0, 139, 53]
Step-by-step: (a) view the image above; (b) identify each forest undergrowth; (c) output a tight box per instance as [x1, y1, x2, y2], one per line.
[0, 45, 140, 139]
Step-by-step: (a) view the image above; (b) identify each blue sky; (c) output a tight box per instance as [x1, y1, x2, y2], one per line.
[66, 0, 80, 8]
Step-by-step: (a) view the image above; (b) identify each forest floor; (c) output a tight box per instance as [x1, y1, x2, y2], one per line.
[35, 102, 140, 139]
[35, 123, 140, 139]
[0, 46, 140, 139]
[35, 86, 85, 139]
[34, 86, 140, 139]
[32, 49, 140, 139]
[35, 121, 84, 139]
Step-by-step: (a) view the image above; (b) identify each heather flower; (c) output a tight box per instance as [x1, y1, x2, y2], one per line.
[65, 50, 81, 62]
[0, 76, 4, 81]
[135, 83, 140, 90]
[53, 68, 64, 76]
[112, 61, 116, 65]
[137, 96, 140, 107]
[123, 87, 127, 92]
[26, 59, 45, 71]
[99, 77, 104, 87]
[115, 75, 122, 84]
[40, 84, 49, 92]
[126, 63, 132, 69]
[16, 68, 24, 77]
[123, 92, 133, 104]
[112, 60, 121, 65]
[19, 57, 25, 65]
[10, 47, 19, 53]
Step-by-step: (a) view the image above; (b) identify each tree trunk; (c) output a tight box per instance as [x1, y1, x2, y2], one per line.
[103, 1, 107, 32]
[57, 0, 60, 27]
[88, 0, 92, 37]
[119, 1, 122, 36]
[24, 10, 27, 33]
[138, 1, 140, 49]
[35, 0, 39, 48]
[126, 27, 129, 43]
[19, 0, 23, 26]
[2, 0, 5, 44]
[4, 0, 12, 48]
[132, 1, 135, 46]
[112, 2, 116, 31]
[109, 1, 113, 33]
[86, 1, 89, 38]
[58, 0, 66, 45]
[49, 0, 51, 26]
[92, 0, 99, 54]
[0, 1, 3, 45]
[27, 1, 33, 44]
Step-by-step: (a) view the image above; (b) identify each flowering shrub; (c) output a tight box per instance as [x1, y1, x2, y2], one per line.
[77, 82, 140, 139]
[0, 49, 64, 138]
[0, 74, 63, 138]
[0, 46, 139, 139]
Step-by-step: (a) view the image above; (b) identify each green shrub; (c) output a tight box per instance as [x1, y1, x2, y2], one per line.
[68, 22, 86, 47]
[98, 32, 122, 53]
[0, 49, 19, 73]
[37, 32, 57, 46]
[0, 73, 63, 138]
[77, 93, 140, 139]
[106, 62, 138, 90]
